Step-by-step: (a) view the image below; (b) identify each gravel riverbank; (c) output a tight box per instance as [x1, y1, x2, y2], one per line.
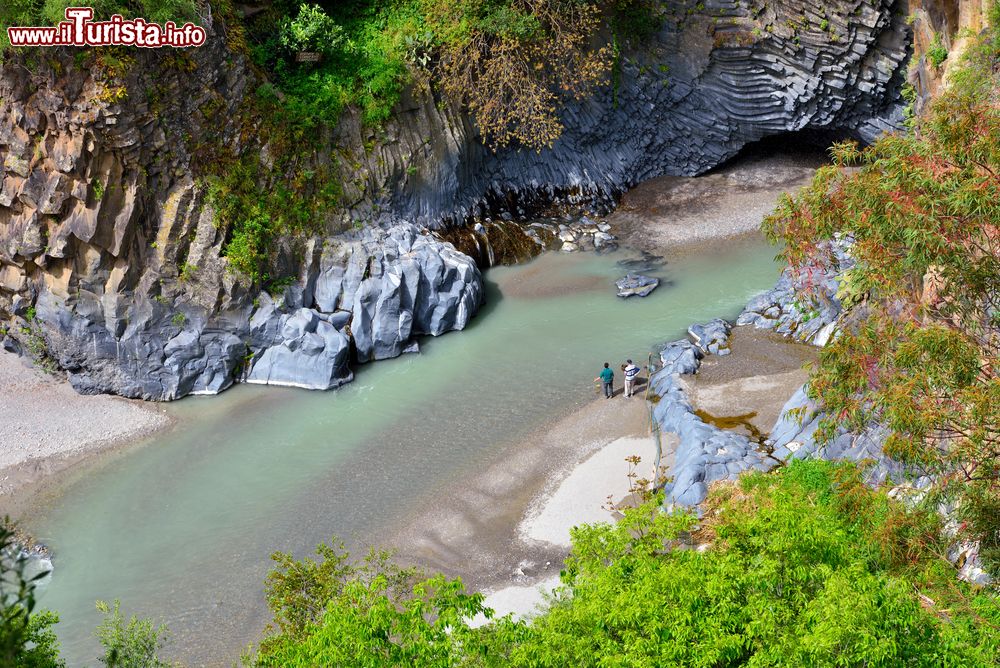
[0, 351, 171, 504]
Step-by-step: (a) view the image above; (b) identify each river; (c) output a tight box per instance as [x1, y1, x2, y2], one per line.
[20, 237, 781, 666]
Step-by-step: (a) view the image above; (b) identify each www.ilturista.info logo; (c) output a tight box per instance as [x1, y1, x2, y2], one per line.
[6, 7, 206, 48]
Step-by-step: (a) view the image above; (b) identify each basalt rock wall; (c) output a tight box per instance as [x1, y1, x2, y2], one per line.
[355, 0, 913, 225]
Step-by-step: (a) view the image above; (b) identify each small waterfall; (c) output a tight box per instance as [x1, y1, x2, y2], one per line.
[439, 221, 555, 269]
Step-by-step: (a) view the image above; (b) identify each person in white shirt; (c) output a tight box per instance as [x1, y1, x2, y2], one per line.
[623, 359, 640, 397]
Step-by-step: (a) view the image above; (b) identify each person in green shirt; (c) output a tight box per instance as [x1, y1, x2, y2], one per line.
[596, 362, 614, 399]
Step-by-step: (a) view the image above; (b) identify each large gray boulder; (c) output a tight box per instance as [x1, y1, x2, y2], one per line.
[243, 223, 483, 389]
[246, 307, 352, 390]
[616, 273, 660, 298]
[767, 383, 907, 486]
[309, 224, 483, 363]
[688, 319, 732, 356]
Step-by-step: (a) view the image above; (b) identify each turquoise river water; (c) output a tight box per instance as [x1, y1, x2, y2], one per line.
[19, 238, 780, 666]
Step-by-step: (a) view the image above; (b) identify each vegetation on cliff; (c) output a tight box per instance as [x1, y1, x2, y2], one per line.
[764, 2, 1000, 571]
[0, 0, 199, 52]
[237, 0, 654, 150]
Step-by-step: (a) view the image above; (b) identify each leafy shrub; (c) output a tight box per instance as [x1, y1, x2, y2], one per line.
[0, 520, 63, 668]
[245, 461, 1000, 666]
[278, 3, 345, 57]
[432, 0, 613, 150]
[928, 33, 948, 68]
[94, 599, 171, 668]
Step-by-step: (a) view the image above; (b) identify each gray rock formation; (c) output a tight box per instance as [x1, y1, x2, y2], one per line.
[246, 306, 353, 390]
[658, 339, 703, 375]
[367, 0, 911, 225]
[688, 319, 732, 356]
[0, 0, 911, 397]
[650, 336, 773, 509]
[768, 384, 906, 486]
[651, 238, 903, 511]
[616, 274, 660, 298]
[304, 224, 483, 364]
[6, 219, 480, 399]
[737, 239, 854, 345]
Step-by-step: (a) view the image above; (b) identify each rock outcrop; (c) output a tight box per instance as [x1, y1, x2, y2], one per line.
[650, 243, 899, 509]
[651, 338, 774, 509]
[736, 238, 853, 345]
[365, 0, 912, 225]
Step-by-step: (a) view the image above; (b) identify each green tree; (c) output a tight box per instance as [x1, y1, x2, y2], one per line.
[244, 462, 1000, 666]
[94, 599, 171, 668]
[762, 2, 1000, 572]
[278, 4, 346, 58]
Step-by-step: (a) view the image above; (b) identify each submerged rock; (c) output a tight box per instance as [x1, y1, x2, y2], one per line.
[616, 273, 660, 298]
[617, 252, 666, 274]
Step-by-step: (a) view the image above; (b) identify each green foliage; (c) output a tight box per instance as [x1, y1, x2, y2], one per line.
[763, 8, 1000, 574]
[94, 599, 171, 668]
[205, 150, 339, 285]
[0, 520, 62, 668]
[242, 0, 619, 148]
[244, 1, 410, 127]
[928, 33, 949, 68]
[91, 178, 106, 202]
[610, 0, 661, 42]
[17, 611, 64, 668]
[245, 462, 1000, 667]
[278, 4, 345, 57]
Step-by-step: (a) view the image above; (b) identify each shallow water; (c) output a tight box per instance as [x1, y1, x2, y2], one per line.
[22, 239, 780, 666]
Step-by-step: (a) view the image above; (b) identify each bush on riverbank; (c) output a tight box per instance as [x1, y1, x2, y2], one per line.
[243, 460, 1000, 666]
[762, 1, 1000, 573]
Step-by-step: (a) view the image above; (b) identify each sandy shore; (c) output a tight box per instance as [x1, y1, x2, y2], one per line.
[611, 151, 822, 251]
[0, 351, 172, 503]
[387, 378, 663, 596]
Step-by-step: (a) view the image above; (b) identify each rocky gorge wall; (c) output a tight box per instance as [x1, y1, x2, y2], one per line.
[0, 0, 921, 399]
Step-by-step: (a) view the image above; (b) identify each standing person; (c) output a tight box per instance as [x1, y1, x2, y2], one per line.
[596, 362, 614, 399]
[624, 359, 640, 397]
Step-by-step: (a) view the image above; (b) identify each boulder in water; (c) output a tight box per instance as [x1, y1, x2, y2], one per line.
[616, 273, 659, 298]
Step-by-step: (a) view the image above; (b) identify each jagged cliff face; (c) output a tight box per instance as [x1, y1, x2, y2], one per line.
[0, 0, 919, 399]
[372, 0, 911, 225]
